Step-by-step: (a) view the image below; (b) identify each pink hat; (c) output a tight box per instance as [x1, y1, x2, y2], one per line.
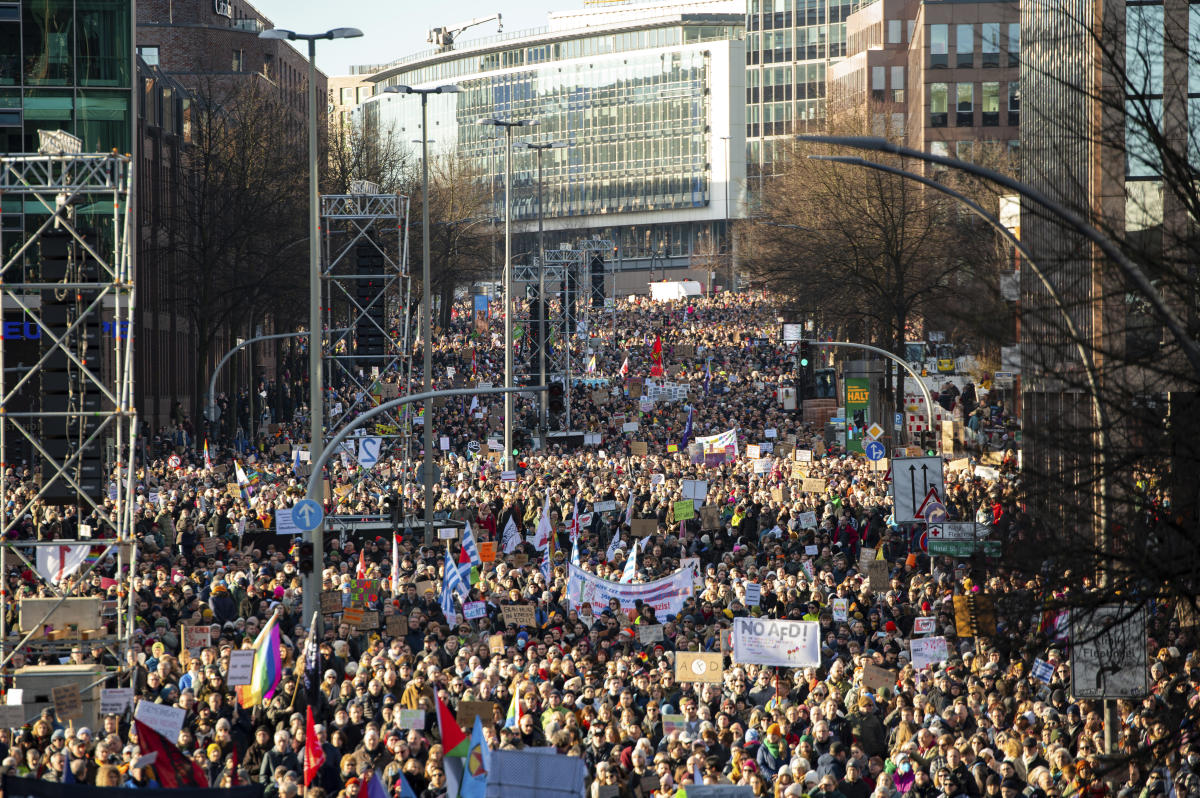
[273, 586, 285, 599]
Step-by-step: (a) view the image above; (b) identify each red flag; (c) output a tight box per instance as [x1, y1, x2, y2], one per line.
[230, 742, 240, 787]
[304, 706, 325, 787]
[135, 720, 207, 788]
[650, 336, 664, 377]
[356, 549, 367, 579]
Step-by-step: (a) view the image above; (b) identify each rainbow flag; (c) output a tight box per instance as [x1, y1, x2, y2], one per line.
[238, 612, 282, 708]
[504, 690, 521, 729]
[203, 440, 212, 471]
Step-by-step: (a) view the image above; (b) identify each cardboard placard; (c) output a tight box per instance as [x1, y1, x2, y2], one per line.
[913, 616, 936, 635]
[134, 701, 186, 741]
[743, 582, 761, 607]
[867, 560, 890, 592]
[674, 652, 723, 683]
[503, 605, 536, 628]
[386, 615, 409, 637]
[321, 592, 344, 614]
[342, 608, 365, 627]
[631, 519, 657, 537]
[637, 625, 664, 644]
[182, 625, 212, 654]
[397, 708, 424, 729]
[359, 611, 379, 630]
[801, 478, 827, 493]
[791, 465, 809, 480]
[673, 500, 695, 521]
[227, 649, 255, 686]
[51, 684, 81, 720]
[479, 542, 496, 562]
[510, 554, 529, 567]
[862, 663, 897, 693]
[630, 441, 648, 456]
[456, 700, 495, 729]
[0, 705, 26, 728]
[796, 449, 813, 462]
[488, 634, 505, 654]
[700, 506, 720, 531]
[415, 581, 437, 597]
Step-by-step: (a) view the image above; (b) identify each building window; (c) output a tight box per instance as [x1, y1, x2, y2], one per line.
[888, 19, 902, 44]
[956, 82, 974, 126]
[1126, 98, 1162, 178]
[981, 23, 1000, 67]
[1126, 3, 1163, 96]
[1007, 22, 1019, 67]
[137, 45, 159, 66]
[956, 140, 974, 161]
[930, 82, 948, 127]
[956, 24, 974, 68]
[892, 66, 905, 102]
[232, 49, 244, 72]
[931, 141, 949, 157]
[930, 24, 948, 68]
[340, 87, 354, 105]
[872, 65, 885, 101]
[1008, 81, 1020, 126]
[982, 82, 999, 125]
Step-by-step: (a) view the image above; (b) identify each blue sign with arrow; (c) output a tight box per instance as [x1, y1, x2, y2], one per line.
[292, 499, 324, 532]
[864, 440, 886, 461]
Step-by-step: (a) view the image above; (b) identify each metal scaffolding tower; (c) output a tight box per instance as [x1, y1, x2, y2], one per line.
[320, 188, 411, 500]
[0, 149, 137, 672]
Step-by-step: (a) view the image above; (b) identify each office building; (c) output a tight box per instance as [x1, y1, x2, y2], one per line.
[357, 0, 745, 283]
[828, 0, 1019, 159]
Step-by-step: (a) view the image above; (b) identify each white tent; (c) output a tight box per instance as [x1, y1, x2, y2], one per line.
[649, 280, 703, 301]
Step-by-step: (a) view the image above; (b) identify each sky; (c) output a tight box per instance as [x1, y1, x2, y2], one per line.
[250, 0, 567, 76]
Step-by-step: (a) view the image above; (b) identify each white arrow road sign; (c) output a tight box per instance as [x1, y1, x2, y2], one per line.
[358, 436, 382, 469]
[892, 456, 944, 523]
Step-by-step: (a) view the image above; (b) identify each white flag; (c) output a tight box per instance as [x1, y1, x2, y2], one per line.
[532, 491, 552, 552]
[606, 530, 622, 563]
[620, 537, 638, 584]
[501, 515, 521, 554]
[36, 544, 91, 585]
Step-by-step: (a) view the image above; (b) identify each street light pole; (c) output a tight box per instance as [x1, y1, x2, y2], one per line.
[259, 24, 363, 626]
[384, 84, 459, 543]
[515, 139, 567, 442]
[481, 117, 536, 469]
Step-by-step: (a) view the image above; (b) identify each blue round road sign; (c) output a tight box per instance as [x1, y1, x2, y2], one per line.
[865, 440, 886, 461]
[292, 499, 324, 532]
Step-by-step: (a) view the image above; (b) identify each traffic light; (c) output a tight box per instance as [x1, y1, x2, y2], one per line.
[298, 542, 315, 574]
[548, 382, 565, 414]
[799, 340, 811, 368]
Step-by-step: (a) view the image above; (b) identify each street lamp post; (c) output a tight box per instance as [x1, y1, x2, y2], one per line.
[259, 24, 362, 625]
[514, 139, 567, 441]
[480, 117, 536, 470]
[384, 84, 459, 543]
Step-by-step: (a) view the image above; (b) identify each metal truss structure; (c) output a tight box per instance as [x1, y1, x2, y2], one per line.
[320, 191, 411, 498]
[513, 239, 613, 430]
[0, 151, 137, 676]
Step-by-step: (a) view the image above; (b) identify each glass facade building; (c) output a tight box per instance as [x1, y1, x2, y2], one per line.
[359, 1, 745, 269]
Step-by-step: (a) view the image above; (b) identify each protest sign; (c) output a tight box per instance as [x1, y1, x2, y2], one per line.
[862, 663, 897, 693]
[753, 458, 772, 474]
[359, 611, 379, 629]
[134, 700, 186, 741]
[463, 601, 487, 620]
[566, 564, 694, 619]
[910, 636, 950, 670]
[673, 500, 695, 521]
[913, 616, 937, 635]
[796, 449, 813, 462]
[398, 709, 424, 729]
[503, 605, 537, 628]
[746, 445, 760, 459]
[637, 625, 665, 644]
[798, 511, 817, 529]
[0, 706, 25, 728]
[801, 478, 827, 493]
[182, 625, 211, 655]
[321, 591, 344, 614]
[700, 505, 720, 530]
[593, 500, 617, 513]
[674, 652, 724, 684]
[457, 701, 495, 729]
[51, 684, 81, 720]
[275, 507, 301, 536]
[867, 560, 890, 591]
[415, 581, 436, 597]
[100, 687, 134, 715]
[743, 582, 761, 607]
[342, 608, 365, 627]
[662, 714, 687, 735]
[387, 615, 409, 637]
[832, 598, 849, 622]
[631, 519, 657, 537]
[488, 634, 505, 655]
[859, 547, 877, 570]
[681, 480, 708, 502]
[731, 617, 820, 667]
[227, 649, 255, 686]
[630, 441, 648, 456]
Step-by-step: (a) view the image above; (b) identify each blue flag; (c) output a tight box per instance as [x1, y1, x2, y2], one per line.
[460, 715, 491, 798]
[681, 407, 694, 449]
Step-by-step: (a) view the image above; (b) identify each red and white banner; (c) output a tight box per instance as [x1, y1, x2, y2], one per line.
[36, 544, 91, 585]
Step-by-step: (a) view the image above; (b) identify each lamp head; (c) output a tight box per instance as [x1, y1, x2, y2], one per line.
[258, 28, 295, 40]
[327, 28, 364, 39]
[384, 85, 414, 95]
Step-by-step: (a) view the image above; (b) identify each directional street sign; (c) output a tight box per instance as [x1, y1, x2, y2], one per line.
[927, 538, 1001, 557]
[292, 499, 324, 532]
[864, 440, 886, 461]
[928, 522, 982, 540]
[892, 456, 944, 523]
[924, 502, 949, 523]
[865, 422, 885, 440]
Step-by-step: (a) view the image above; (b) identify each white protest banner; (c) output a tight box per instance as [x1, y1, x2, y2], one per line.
[746, 445, 761, 459]
[680, 480, 708, 502]
[134, 700, 186, 741]
[650, 473, 665, 486]
[798, 511, 817, 529]
[566, 563, 693, 618]
[731, 617, 820, 667]
[398, 709, 424, 729]
[6, 690, 22, 706]
[463, 601, 487, 620]
[743, 582, 761, 607]
[100, 688, 134, 715]
[765, 428, 778, 438]
[913, 617, 937, 635]
[832, 598, 849, 622]
[753, 458, 772, 474]
[227, 649, 255, 686]
[593, 500, 617, 513]
[910, 636, 950, 670]
[696, 429, 738, 456]
[796, 449, 813, 462]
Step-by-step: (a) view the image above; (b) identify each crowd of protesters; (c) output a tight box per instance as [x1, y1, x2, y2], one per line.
[0, 290, 1191, 798]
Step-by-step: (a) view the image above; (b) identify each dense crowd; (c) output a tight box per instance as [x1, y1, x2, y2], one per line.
[0, 291, 1190, 798]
